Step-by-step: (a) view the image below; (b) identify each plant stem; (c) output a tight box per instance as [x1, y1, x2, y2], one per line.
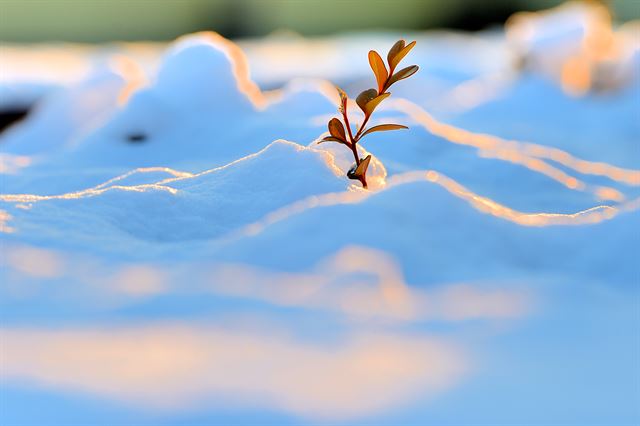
[342, 105, 368, 188]
[353, 113, 372, 141]
[342, 108, 361, 167]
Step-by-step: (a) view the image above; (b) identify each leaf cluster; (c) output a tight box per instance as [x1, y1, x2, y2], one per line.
[319, 40, 418, 189]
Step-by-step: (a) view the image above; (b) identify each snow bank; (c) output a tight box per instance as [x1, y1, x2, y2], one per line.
[1, 141, 352, 249]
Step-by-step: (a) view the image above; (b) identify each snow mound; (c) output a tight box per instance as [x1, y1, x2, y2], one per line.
[0, 66, 126, 156]
[10, 34, 338, 175]
[152, 32, 262, 113]
[1, 141, 351, 248]
[216, 177, 639, 285]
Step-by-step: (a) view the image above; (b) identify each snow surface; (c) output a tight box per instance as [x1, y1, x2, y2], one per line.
[1, 4, 639, 425]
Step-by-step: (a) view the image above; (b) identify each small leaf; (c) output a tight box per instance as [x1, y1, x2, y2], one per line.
[390, 40, 416, 70]
[348, 155, 372, 180]
[318, 135, 350, 146]
[387, 40, 405, 70]
[364, 92, 390, 116]
[328, 118, 346, 141]
[336, 86, 348, 114]
[387, 65, 419, 87]
[356, 89, 377, 114]
[359, 124, 408, 139]
[368, 50, 388, 93]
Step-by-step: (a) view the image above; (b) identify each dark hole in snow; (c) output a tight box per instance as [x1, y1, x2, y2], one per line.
[126, 132, 147, 143]
[347, 164, 358, 179]
[0, 108, 30, 135]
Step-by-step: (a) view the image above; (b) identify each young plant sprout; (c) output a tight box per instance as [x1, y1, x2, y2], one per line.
[320, 40, 419, 189]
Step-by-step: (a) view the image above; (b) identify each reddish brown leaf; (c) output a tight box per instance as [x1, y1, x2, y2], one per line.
[388, 65, 419, 87]
[318, 135, 350, 146]
[356, 89, 378, 114]
[364, 92, 390, 116]
[359, 124, 408, 139]
[390, 40, 416, 70]
[328, 118, 346, 141]
[349, 154, 372, 179]
[387, 40, 405, 70]
[368, 50, 388, 93]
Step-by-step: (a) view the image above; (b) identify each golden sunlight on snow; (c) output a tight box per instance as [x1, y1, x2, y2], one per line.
[0, 324, 466, 419]
[208, 246, 530, 322]
[3, 245, 63, 278]
[387, 98, 640, 188]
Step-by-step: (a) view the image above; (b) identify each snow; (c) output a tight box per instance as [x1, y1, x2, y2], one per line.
[1, 4, 639, 425]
